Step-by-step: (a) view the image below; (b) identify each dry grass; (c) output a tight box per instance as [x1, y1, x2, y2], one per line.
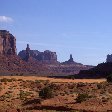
[0, 76, 106, 83]
[0, 76, 111, 112]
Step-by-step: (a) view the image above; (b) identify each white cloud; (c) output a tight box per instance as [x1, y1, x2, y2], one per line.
[0, 16, 13, 23]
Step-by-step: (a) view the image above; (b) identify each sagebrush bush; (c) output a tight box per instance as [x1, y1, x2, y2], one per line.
[97, 84, 102, 89]
[19, 90, 32, 100]
[76, 93, 89, 103]
[39, 86, 54, 99]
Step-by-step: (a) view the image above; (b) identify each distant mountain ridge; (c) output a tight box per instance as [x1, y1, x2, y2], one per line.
[18, 45, 93, 75]
[0, 30, 93, 76]
[75, 62, 112, 78]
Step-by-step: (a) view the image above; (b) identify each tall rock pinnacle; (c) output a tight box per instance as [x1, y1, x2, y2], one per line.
[25, 44, 30, 61]
[68, 54, 74, 62]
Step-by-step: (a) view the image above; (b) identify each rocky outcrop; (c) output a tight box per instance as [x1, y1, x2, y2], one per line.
[0, 30, 93, 76]
[18, 44, 58, 63]
[48, 64, 93, 76]
[0, 31, 48, 75]
[0, 30, 16, 55]
[25, 44, 31, 61]
[76, 62, 112, 78]
[76, 54, 112, 78]
[68, 54, 74, 62]
[106, 54, 112, 62]
[18, 47, 93, 75]
[62, 54, 82, 65]
[37, 50, 57, 63]
[0, 55, 49, 75]
[48, 55, 93, 76]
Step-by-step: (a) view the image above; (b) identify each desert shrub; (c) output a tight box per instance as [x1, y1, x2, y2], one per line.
[44, 80, 50, 85]
[19, 90, 32, 100]
[0, 78, 16, 82]
[107, 74, 112, 82]
[102, 97, 109, 103]
[77, 83, 86, 88]
[1, 78, 11, 82]
[0, 92, 12, 101]
[0, 95, 6, 101]
[0, 78, 8, 82]
[97, 84, 102, 89]
[39, 86, 54, 99]
[76, 93, 89, 103]
[17, 79, 23, 82]
[35, 80, 44, 83]
[49, 83, 60, 90]
[26, 80, 34, 83]
[11, 78, 17, 81]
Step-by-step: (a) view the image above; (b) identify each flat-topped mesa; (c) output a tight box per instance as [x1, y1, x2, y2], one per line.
[18, 44, 58, 63]
[37, 50, 57, 63]
[0, 30, 17, 55]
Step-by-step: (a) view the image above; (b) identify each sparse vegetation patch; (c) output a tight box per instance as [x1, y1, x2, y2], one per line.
[39, 86, 54, 99]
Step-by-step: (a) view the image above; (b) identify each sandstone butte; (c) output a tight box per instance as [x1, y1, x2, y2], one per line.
[0, 30, 93, 77]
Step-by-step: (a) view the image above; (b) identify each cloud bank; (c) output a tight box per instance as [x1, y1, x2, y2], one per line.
[0, 16, 13, 23]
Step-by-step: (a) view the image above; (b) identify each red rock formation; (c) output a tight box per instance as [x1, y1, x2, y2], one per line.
[0, 30, 16, 55]
[0, 54, 49, 75]
[48, 54, 93, 76]
[25, 44, 30, 61]
[77, 62, 112, 79]
[62, 54, 82, 65]
[37, 50, 57, 63]
[18, 45, 58, 64]
[0, 30, 93, 76]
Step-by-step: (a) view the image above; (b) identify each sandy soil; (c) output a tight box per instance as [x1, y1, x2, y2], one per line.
[0, 76, 106, 83]
[0, 76, 110, 112]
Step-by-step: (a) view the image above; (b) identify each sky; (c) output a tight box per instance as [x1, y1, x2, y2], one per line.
[0, 0, 112, 65]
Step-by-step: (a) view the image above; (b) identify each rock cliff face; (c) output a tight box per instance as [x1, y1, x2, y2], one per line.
[0, 30, 93, 76]
[18, 45, 58, 63]
[77, 57, 112, 79]
[76, 54, 112, 78]
[0, 55, 49, 75]
[18, 46, 93, 75]
[76, 62, 112, 78]
[0, 31, 48, 75]
[0, 30, 16, 55]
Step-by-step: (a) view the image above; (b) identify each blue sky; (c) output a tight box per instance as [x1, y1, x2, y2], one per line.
[0, 0, 112, 65]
